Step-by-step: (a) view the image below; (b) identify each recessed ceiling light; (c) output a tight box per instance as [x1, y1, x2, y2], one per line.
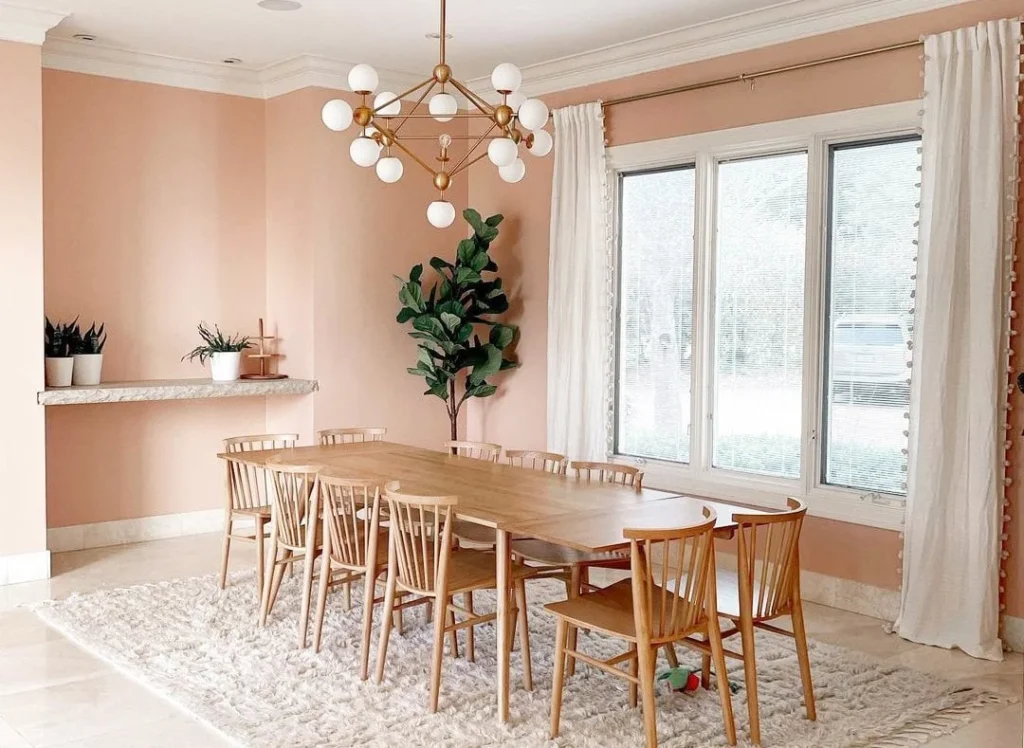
[222, 57, 243, 65]
[72, 33, 96, 41]
[425, 32, 453, 40]
[257, 0, 302, 10]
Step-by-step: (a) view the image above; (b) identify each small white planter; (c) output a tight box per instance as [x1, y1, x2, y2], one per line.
[45, 357, 74, 387]
[210, 351, 242, 382]
[71, 353, 103, 386]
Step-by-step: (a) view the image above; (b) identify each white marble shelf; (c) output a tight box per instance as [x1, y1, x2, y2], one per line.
[38, 377, 319, 406]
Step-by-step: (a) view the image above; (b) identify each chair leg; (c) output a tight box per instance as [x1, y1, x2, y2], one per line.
[219, 512, 233, 590]
[446, 597, 459, 659]
[790, 594, 817, 721]
[268, 549, 290, 617]
[463, 591, 475, 663]
[359, 569, 376, 680]
[662, 643, 679, 668]
[701, 633, 712, 689]
[254, 517, 266, 602]
[429, 591, 448, 713]
[550, 617, 569, 739]
[344, 581, 352, 612]
[298, 551, 317, 648]
[738, 614, 761, 746]
[374, 567, 397, 684]
[515, 579, 532, 691]
[707, 623, 737, 746]
[312, 562, 332, 653]
[566, 565, 581, 677]
[258, 533, 280, 627]
[637, 644, 659, 748]
[628, 642, 638, 708]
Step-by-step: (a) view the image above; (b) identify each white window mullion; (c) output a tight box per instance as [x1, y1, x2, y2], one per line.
[801, 135, 829, 497]
[691, 152, 716, 480]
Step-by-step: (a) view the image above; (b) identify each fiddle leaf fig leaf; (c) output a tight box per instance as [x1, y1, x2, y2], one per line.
[489, 324, 514, 349]
[440, 312, 461, 332]
[485, 214, 504, 227]
[410, 263, 423, 284]
[396, 307, 417, 324]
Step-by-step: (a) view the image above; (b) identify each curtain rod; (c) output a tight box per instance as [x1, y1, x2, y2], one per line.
[602, 39, 922, 108]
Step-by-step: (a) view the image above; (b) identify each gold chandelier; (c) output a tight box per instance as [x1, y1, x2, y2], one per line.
[319, 0, 552, 228]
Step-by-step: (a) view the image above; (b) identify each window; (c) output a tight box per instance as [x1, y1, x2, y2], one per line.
[823, 138, 920, 495]
[609, 103, 922, 527]
[616, 166, 695, 462]
[713, 153, 807, 478]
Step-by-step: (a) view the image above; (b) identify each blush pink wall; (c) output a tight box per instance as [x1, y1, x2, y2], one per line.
[0, 42, 47, 558]
[466, 0, 1024, 600]
[43, 71, 270, 528]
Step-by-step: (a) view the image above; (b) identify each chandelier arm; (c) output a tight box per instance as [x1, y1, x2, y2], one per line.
[372, 78, 436, 117]
[448, 78, 495, 116]
[449, 149, 492, 179]
[388, 135, 438, 176]
[392, 80, 437, 136]
[447, 122, 497, 175]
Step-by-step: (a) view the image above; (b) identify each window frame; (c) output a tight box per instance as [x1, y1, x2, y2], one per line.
[606, 102, 921, 530]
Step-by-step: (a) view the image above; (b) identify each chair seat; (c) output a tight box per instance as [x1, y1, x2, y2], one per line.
[658, 568, 777, 621]
[327, 530, 390, 570]
[544, 579, 639, 639]
[452, 520, 497, 546]
[232, 506, 271, 518]
[546, 578, 702, 641]
[513, 538, 629, 568]
[398, 547, 534, 595]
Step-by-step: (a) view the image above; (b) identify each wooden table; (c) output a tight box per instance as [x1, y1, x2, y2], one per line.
[218, 441, 760, 723]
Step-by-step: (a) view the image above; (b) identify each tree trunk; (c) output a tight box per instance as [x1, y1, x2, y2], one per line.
[448, 379, 459, 443]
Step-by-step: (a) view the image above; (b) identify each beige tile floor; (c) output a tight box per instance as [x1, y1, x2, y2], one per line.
[0, 534, 1020, 747]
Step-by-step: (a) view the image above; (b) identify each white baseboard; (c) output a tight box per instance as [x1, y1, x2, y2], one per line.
[46, 509, 255, 553]
[1003, 615, 1024, 653]
[0, 550, 51, 585]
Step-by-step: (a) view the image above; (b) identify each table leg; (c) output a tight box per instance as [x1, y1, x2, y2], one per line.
[496, 528, 511, 723]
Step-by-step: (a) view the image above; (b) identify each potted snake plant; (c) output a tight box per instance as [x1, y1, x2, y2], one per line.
[69, 321, 107, 386]
[182, 322, 251, 382]
[44, 317, 76, 387]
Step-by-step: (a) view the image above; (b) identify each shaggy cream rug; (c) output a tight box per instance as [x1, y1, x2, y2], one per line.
[33, 574, 1010, 748]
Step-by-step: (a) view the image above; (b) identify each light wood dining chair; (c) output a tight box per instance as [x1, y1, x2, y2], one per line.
[310, 473, 394, 679]
[571, 460, 644, 487]
[258, 461, 322, 649]
[545, 507, 736, 748]
[375, 481, 535, 713]
[706, 498, 815, 746]
[513, 459, 647, 675]
[506, 449, 568, 474]
[221, 434, 298, 599]
[318, 427, 387, 445]
[444, 440, 502, 461]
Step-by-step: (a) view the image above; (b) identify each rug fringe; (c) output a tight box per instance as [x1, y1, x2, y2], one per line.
[867, 689, 1015, 747]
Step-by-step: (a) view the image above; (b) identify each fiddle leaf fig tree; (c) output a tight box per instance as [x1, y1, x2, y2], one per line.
[396, 208, 518, 440]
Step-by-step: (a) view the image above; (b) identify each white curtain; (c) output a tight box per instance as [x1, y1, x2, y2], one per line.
[547, 102, 609, 460]
[897, 19, 1020, 661]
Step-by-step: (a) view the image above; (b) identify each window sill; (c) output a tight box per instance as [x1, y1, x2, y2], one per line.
[612, 455, 905, 531]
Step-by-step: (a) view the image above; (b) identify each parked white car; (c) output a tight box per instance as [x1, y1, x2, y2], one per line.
[831, 316, 910, 401]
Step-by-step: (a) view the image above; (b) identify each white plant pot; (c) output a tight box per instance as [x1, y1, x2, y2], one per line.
[71, 353, 103, 386]
[45, 357, 74, 387]
[210, 351, 242, 382]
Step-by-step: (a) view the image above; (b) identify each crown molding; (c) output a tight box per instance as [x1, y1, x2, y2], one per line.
[42, 38, 265, 97]
[465, 0, 958, 101]
[259, 55, 428, 100]
[39, 0, 957, 101]
[0, 2, 67, 45]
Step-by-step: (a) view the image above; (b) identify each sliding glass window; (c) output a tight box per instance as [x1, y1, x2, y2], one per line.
[822, 137, 921, 496]
[713, 152, 808, 479]
[615, 166, 696, 463]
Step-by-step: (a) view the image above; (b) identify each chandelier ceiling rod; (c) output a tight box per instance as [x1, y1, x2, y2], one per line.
[319, 0, 554, 228]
